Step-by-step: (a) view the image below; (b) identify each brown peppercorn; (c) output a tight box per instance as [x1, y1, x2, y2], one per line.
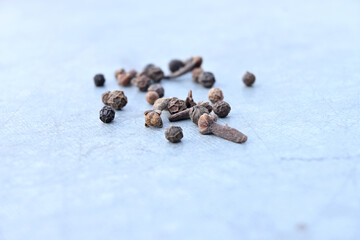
[148, 84, 164, 98]
[242, 71, 256, 86]
[133, 75, 151, 91]
[146, 66, 164, 82]
[146, 91, 159, 105]
[144, 110, 163, 128]
[102, 91, 111, 105]
[114, 69, 125, 79]
[167, 98, 187, 115]
[208, 88, 224, 104]
[165, 126, 183, 143]
[199, 72, 215, 88]
[213, 100, 231, 118]
[105, 90, 128, 110]
[189, 105, 209, 124]
[128, 69, 137, 78]
[192, 67, 203, 83]
[117, 73, 133, 86]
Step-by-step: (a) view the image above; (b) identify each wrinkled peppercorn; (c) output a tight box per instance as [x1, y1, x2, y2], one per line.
[165, 126, 183, 143]
[192, 67, 203, 83]
[167, 98, 187, 115]
[146, 91, 159, 105]
[146, 66, 164, 82]
[99, 106, 115, 123]
[243, 71, 256, 86]
[189, 105, 210, 124]
[208, 88, 224, 104]
[199, 72, 215, 88]
[148, 84, 164, 98]
[213, 100, 231, 118]
[94, 74, 105, 86]
[143, 64, 155, 73]
[169, 59, 185, 73]
[144, 110, 163, 128]
[102, 90, 128, 110]
[133, 75, 151, 91]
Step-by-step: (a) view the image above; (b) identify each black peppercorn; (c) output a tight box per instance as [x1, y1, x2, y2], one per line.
[189, 105, 209, 124]
[148, 84, 164, 98]
[213, 100, 231, 118]
[198, 72, 215, 88]
[94, 74, 105, 87]
[133, 75, 151, 91]
[165, 126, 183, 143]
[167, 98, 187, 115]
[169, 59, 185, 73]
[99, 106, 115, 123]
[242, 71, 256, 86]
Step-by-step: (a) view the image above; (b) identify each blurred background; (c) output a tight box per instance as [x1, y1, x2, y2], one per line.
[0, 0, 359, 240]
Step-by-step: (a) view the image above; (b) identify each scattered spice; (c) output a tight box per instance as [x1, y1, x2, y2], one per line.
[168, 101, 212, 122]
[167, 98, 187, 115]
[164, 56, 202, 79]
[114, 69, 125, 79]
[146, 91, 159, 105]
[169, 59, 185, 73]
[144, 110, 163, 128]
[153, 97, 174, 111]
[213, 100, 231, 118]
[198, 113, 247, 143]
[189, 105, 209, 124]
[94, 74, 105, 87]
[117, 72, 133, 86]
[185, 90, 196, 108]
[148, 84, 164, 98]
[146, 66, 164, 82]
[165, 126, 183, 143]
[192, 67, 203, 82]
[133, 75, 151, 91]
[243, 71, 256, 87]
[99, 106, 115, 123]
[208, 88, 224, 104]
[102, 90, 128, 110]
[198, 72, 215, 88]
[128, 69, 137, 78]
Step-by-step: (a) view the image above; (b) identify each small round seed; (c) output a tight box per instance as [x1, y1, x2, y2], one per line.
[165, 126, 183, 143]
[99, 106, 115, 123]
[146, 91, 159, 105]
[94, 74, 105, 86]
[213, 100, 231, 118]
[169, 59, 185, 73]
[148, 84, 165, 98]
[199, 72, 215, 88]
[208, 88, 224, 104]
[242, 71, 256, 87]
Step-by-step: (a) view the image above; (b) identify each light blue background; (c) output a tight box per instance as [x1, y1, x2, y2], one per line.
[0, 0, 359, 239]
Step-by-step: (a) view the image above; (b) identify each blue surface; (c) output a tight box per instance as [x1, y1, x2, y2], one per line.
[0, 0, 360, 239]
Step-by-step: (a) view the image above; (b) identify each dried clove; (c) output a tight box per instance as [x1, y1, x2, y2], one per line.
[148, 84, 164, 98]
[189, 105, 209, 124]
[243, 71, 256, 87]
[133, 75, 151, 91]
[167, 98, 187, 115]
[213, 100, 231, 118]
[164, 56, 202, 79]
[165, 125, 183, 143]
[185, 90, 196, 108]
[198, 113, 247, 143]
[169, 59, 185, 73]
[94, 74, 105, 86]
[198, 72, 215, 88]
[144, 110, 163, 128]
[99, 106, 115, 123]
[192, 67, 203, 83]
[146, 91, 159, 105]
[102, 90, 128, 110]
[168, 101, 211, 122]
[208, 88, 224, 104]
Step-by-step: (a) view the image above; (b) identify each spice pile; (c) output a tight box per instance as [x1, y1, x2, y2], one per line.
[95, 56, 256, 144]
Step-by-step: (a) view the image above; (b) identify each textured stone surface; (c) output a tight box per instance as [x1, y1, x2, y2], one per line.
[0, 0, 360, 239]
